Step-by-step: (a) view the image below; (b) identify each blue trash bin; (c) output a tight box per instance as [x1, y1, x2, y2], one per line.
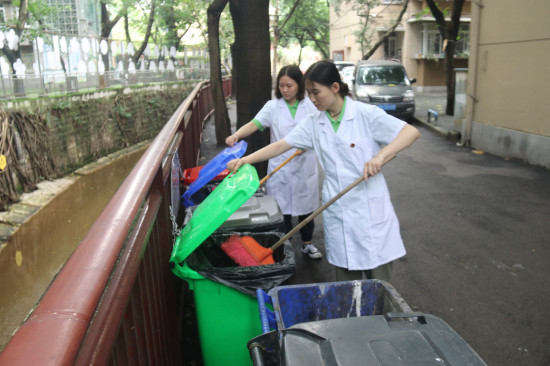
[257, 279, 412, 332]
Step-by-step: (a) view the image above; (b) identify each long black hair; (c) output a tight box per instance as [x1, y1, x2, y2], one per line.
[304, 60, 351, 97]
[275, 65, 306, 100]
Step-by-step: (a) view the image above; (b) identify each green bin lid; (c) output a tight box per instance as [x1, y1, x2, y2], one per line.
[169, 164, 259, 278]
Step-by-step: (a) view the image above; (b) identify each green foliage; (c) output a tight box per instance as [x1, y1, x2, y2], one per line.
[52, 99, 71, 110]
[0, 0, 56, 37]
[278, 0, 329, 58]
[116, 105, 132, 118]
[414, 5, 449, 20]
[151, 0, 220, 53]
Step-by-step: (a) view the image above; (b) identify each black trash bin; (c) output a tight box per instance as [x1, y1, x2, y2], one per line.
[248, 313, 487, 366]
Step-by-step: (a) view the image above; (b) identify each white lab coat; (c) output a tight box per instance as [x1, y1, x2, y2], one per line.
[285, 97, 406, 270]
[253, 97, 320, 215]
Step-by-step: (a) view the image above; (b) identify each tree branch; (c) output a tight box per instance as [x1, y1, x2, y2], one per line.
[133, 0, 156, 62]
[279, 0, 301, 31]
[425, 0, 447, 39]
[362, 0, 409, 60]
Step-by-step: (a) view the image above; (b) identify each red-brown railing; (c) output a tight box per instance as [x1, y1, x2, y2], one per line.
[0, 78, 231, 365]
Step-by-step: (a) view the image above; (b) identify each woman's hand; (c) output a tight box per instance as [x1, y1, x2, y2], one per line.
[227, 157, 246, 173]
[225, 134, 239, 146]
[227, 139, 292, 173]
[363, 155, 384, 180]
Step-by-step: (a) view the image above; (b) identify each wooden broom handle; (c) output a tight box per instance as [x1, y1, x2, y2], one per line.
[259, 149, 303, 185]
[268, 154, 396, 253]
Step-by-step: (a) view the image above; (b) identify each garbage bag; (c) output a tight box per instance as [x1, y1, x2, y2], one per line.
[186, 231, 295, 296]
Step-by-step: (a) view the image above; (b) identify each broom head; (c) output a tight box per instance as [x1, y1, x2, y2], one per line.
[221, 235, 275, 267]
[241, 236, 275, 265]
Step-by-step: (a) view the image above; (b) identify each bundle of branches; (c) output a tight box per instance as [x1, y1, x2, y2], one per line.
[0, 111, 57, 211]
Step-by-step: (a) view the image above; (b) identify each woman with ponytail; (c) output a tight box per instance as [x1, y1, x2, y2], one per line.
[228, 60, 420, 282]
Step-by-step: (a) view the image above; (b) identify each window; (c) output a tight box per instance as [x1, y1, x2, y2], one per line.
[46, 0, 79, 36]
[356, 66, 408, 86]
[0, 5, 5, 23]
[385, 35, 397, 59]
[455, 25, 470, 57]
[332, 50, 344, 62]
[422, 24, 443, 58]
[421, 23, 470, 59]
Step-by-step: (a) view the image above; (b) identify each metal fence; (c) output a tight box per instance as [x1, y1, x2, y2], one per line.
[1, 31, 215, 100]
[0, 68, 210, 99]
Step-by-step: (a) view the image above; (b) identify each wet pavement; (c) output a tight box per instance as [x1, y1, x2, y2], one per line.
[200, 96, 550, 365]
[412, 90, 462, 142]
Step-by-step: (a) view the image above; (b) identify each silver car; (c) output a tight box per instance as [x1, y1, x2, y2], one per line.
[352, 60, 416, 121]
[334, 61, 355, 72]
[340, 66, 355, 87]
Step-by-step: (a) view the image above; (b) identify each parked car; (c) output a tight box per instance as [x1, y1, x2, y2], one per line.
[334, 61, 355, 72]
[340, 66, 355, 87]
[351, 60, 416, 121]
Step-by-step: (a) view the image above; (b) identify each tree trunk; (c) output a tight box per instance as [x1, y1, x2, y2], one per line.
[230, 43, 237, 97]
[444, 39, 455, 115]
[229, 0, 271, 177]
[133, 0, 156, 63]
[208, 0, 232, 145]
[100, 0, 128, 79]
[426, 0, 465, 116]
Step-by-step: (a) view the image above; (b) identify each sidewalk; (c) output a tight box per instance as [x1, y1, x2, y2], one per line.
[412, 90, 461, 142]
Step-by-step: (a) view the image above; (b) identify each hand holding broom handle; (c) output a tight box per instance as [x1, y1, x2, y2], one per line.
[259, 149, 303, 185]
[266, 154, 396, 256]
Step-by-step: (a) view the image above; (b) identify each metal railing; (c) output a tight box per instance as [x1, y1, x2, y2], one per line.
[0, 68, 211, 99]
[0, 77, 232, 365]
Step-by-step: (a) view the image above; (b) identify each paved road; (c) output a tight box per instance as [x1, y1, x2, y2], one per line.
[202, 100, 550, 365]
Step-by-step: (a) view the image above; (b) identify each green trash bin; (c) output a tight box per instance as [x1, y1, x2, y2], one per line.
[169, 164, 295, 366]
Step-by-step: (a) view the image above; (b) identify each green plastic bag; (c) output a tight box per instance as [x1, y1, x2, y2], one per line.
[169, 164, 260, 277]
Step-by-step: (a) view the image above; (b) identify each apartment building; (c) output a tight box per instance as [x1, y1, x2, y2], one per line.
[330, 0, 471, 90]
[331, 0, 549, 168]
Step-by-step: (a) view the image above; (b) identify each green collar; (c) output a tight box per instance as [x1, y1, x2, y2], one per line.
[285, 99, 299, 118]
[326, 98, 347, 132]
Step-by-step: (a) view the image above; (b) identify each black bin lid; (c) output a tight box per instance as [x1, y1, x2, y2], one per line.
[280, 313, 486, 366]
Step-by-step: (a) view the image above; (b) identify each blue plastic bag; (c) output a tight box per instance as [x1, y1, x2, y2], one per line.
[181, 140, 247, 207]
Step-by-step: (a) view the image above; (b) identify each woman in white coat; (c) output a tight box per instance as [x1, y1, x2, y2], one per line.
[225, 65, 322, 259]
[227, 60, 420, 282]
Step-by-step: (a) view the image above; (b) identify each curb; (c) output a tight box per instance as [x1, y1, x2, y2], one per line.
[413, 116, 461, 143]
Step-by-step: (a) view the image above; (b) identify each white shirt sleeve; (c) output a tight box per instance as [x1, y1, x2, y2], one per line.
[253, 99, 277, 128]
[284, 114, 315, 150]
[361, 103, 406, 144]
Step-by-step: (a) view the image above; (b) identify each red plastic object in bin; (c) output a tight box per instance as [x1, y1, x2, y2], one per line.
[182, 166, 230, 186]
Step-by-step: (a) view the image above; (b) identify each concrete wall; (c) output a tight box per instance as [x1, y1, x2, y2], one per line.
[466, 0, 550, 168]
[1, 82, 194, 208]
